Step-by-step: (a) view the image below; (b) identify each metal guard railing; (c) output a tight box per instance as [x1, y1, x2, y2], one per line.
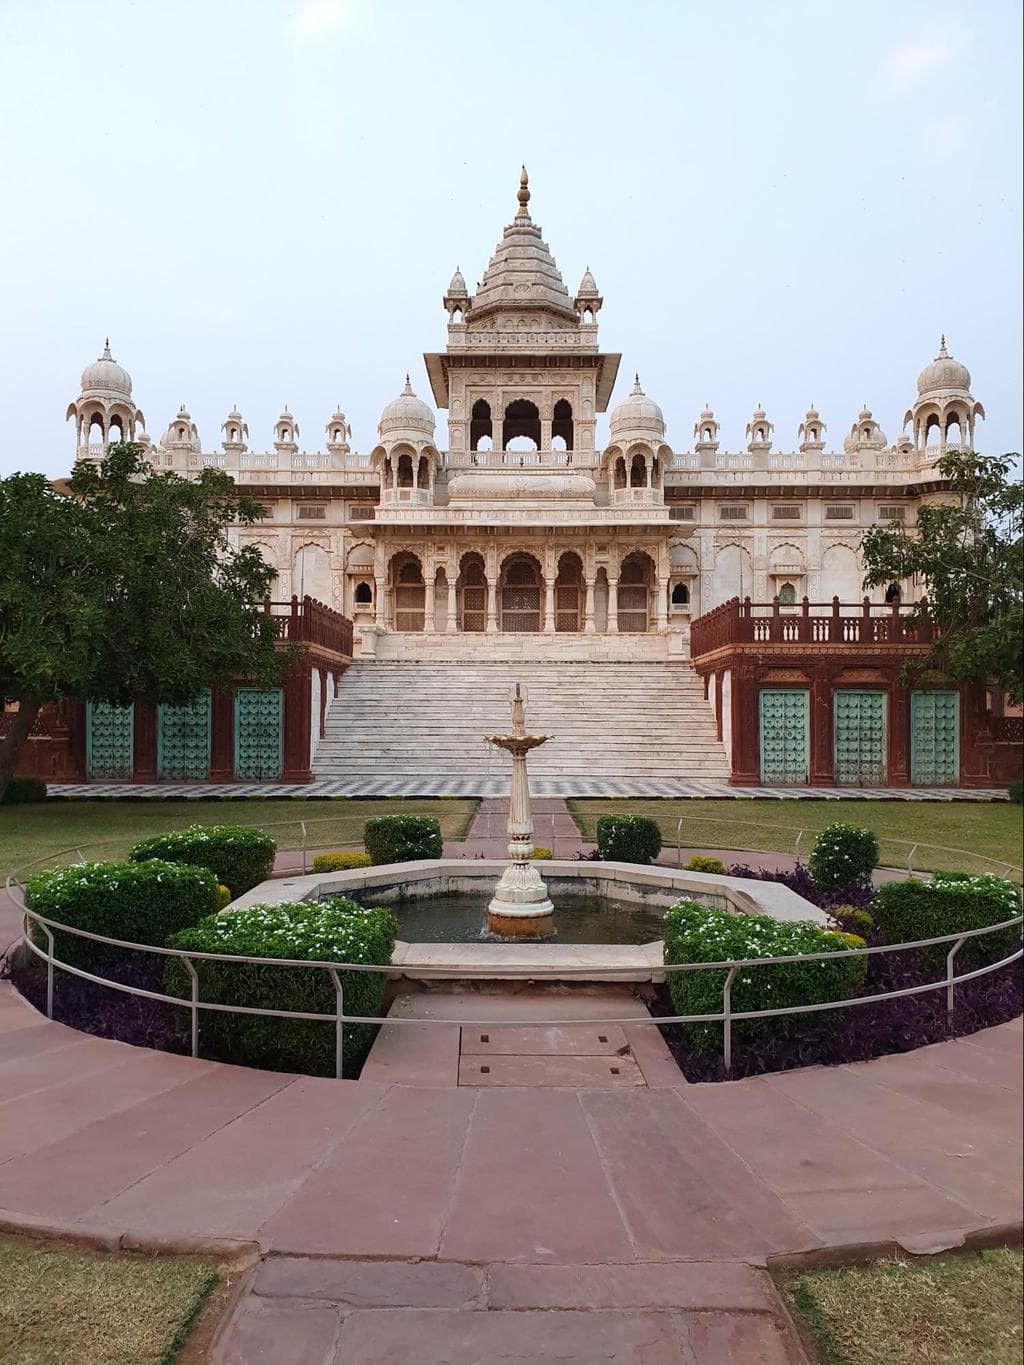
[11, 900, 1022, 1079]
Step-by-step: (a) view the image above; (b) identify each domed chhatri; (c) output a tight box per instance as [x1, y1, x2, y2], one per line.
[609, 375, 666, 440]
[378, 375, 436, 442]
[484, 684, 555, 938]
[917, 335, 972, 396]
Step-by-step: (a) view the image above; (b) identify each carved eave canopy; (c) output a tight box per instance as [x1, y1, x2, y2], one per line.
[423, 349, 622, 411]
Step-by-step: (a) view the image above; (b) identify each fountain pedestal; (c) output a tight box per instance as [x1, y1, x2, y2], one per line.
[484, 686, 554, 939]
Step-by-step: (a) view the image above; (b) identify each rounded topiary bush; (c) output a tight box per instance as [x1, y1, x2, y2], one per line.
[663, 901, 868, 1050]
[130, 825, 276, 896]
[530, 847, 553, 860]
[312, 851, 372, 873]
[165, 898, 397, 1076]
[809, 823, 880, 895]
[685, 856, 726, 875]
[596, 814, 662, 865]
[870, 873, 1022, 968]
[24, 859, 219, 971]
[1, 777, 47, 805]
[364, 816, 442, 866]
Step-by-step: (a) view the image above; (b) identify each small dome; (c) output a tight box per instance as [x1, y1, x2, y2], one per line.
[804, 406, 821, 421]
[80, 339, 132, 397]
[447, 267, 468, 296]
[576, 267, 599, 297]
[609, 375, 666, 438]
[378, 376, 435, 441]
[161, 404, 199, 448]
[917, 337, 971, 395]
[699, 404, 716, 421]
[224, 406, 243, 422]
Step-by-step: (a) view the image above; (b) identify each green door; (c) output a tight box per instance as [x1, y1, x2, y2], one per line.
[759, 689, 810, 784]
[86, 702, 134, 779]
[834, 690, 887, 786]
[910, 691, 960, 785]
[157, 692, 211, 780]
[234, 687, 283, 780]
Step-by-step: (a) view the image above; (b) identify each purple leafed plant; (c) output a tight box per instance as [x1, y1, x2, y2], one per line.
[726, 861, 874, 910]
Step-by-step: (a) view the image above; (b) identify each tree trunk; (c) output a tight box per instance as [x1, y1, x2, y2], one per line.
[0, 700, 42, 802]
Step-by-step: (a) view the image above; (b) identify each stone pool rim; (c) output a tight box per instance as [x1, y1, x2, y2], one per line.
[229, 859, 828, 984]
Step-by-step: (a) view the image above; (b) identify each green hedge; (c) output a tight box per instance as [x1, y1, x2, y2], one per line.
[663, 901, 868, 1050]
[596, 814, 662, 865]
[312, 851, 372, 873]
[809, 823, 879, 894]
[1, 776, 47, 804]
[685, 856, 726, 875]
[130, 825, 276, 896]
[870, 874, 1021, 968]
[165, 898, 397, 1076]
[24, 859, 219, 971]
[364, 816, 442, 866]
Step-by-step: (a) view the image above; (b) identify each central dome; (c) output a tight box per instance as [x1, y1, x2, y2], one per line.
[80, 340, 132, 397]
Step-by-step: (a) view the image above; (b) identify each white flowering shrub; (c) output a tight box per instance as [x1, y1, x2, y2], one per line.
[25, 859, 219, 971]
[870, 873, 1022, 968]
[809, 823, 880, 894]
[165, 898, 397, 1076]
[130, 825, 276, 896]
[662, 901, 868, 1049]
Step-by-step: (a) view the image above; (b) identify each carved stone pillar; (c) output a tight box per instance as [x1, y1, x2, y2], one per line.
[374, 576, 386, 629]
[608, 576, 619, 633]
[424, 565, 437, 633]
[446, 568, 458, 633]
[486, 571, 498, 633]
[583, 577, 596, 634]
[544, 577, 556, 633]
[657, 576, 669, 631]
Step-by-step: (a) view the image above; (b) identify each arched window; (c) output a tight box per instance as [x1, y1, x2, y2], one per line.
[552, 398, 574, 451]
[397, 453, 414, 487]
[778, 582, 796, 606]
[354, 581, 372, 604]
[629, 453, 646, 487]
[613, 456, 627, 489]
[416, 455, 430, 489]
[885, 582, 901, 604]
[502, 399, 540, 450]
[945, 416, 962, 447]
[671, 582, 690, 606]
[470, 399, 492, 451]
[702, 427, 712, 442]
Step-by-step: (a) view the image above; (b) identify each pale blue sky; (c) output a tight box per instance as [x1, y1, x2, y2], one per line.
[1, 0, 1021, 477]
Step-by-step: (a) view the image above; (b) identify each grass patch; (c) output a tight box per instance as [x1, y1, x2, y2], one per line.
[788, 1249, 1023, 1365]
[0, 798, 478, 882]
[0, 1239, 219, 1365]
[567, 799, 1023, 879]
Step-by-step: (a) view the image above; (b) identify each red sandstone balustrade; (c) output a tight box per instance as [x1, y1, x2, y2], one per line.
[264, 596, 354, 658]
[690, 595, 932, 656]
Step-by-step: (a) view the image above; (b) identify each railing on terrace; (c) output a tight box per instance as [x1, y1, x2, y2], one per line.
[264, 595, 353, 657]
[690, 595, 932, 657]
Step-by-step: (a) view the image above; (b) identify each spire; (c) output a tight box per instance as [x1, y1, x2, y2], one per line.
[102, 338, 112, 358]
[402, 374, 413, 395]
[516, 164, 531, 220]
[939, 333, 948, 356]
[632, 373, 643, 394]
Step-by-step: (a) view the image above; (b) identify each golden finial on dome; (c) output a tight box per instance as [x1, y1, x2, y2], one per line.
[516, 165, 531, 218]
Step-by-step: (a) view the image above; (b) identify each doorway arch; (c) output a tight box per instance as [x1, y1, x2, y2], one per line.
[499, 553, 543, 632]
[554, 552, 583, 631]
[618, 551, 655, 632]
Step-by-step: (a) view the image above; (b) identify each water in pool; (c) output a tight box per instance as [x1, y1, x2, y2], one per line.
[344, 892, 667, 945]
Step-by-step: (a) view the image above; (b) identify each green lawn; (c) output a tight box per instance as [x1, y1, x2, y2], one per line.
[0, 798, 479, 883]
[568, 798, 1023, 879]
[0, 1239, 219, 1365]
[787, 1248, 1024, 1365]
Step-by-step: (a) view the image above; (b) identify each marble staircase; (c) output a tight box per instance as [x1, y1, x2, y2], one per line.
[313, 661, 729, 782]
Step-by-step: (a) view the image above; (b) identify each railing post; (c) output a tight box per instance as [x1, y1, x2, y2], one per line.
[40, 922, 55, 1019]
[722, 964, 739, 1073]
[328, 967, 344, 1079]
[181, 956, 200, 1058]
[676, 815, 683, 868]
[301, 820, 308, 875]
[946, 936, 966, 1017]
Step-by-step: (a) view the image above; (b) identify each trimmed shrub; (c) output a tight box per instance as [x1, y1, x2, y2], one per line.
[312, 851, 372, 874]
[809, 823, 880, 895]
[364, 816, 442, 866]
[663, 901, 868, 1050]
[24, 859, 219, 971]
[685, 856, 726, 875]
[530, 847, 553, 860]
[870, 874, 1022, 968]
[215, 884, 233, 911]
[831, 906, 874, 936]
[130, 825, 276, 896]
[1, 776, 47, 804]
[165, 898, 397, 1076]
[1009, 780, 1023, 805]
[827, 931, 868, 951]
[596, 814, 662, 865]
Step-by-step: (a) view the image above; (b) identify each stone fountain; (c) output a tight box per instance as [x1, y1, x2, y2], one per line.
[484, 684, 555, 938]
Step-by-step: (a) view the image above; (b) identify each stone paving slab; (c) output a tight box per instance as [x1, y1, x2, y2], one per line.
[460, 1022, 632, 1054]
[458, 1051, 647, 1087]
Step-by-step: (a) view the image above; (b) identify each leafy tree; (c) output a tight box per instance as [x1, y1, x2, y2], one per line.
[860, 449, 1023, 704]
[0, 444, 292, 798]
